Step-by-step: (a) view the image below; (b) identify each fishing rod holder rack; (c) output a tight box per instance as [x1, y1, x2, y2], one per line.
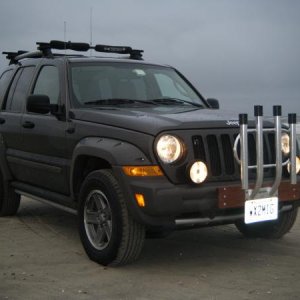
[233, 105, 297, 200]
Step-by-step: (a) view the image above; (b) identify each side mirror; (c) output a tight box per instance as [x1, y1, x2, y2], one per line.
[207, 98, 220, 109]
[27, 95, 57, 114]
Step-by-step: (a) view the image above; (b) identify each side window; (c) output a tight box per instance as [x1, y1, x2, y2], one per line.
[33, 66, 60, 104]
[5, 67, 35, 112]
[0, 69, 14, 108]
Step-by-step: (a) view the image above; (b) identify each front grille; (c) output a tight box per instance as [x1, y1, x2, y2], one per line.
[192, 131, 275, 181]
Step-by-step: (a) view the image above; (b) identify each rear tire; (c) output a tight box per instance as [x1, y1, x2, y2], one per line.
[0, 172, 20, 217]
[78, 169, 145, 266]
[235, 207, 298, 239]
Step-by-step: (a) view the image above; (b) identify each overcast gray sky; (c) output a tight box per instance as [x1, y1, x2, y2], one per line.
[0, 0, 299, 115]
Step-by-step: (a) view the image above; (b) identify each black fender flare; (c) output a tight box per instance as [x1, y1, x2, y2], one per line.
[70, 137, 151, 198]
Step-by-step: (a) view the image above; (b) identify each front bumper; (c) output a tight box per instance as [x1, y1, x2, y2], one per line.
[114, 167, 300, 228]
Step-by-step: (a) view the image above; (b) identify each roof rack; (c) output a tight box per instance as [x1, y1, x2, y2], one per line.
[38, 40, 144, 60]
[2, 51, 28, 65]
[2, 40, 144, 64]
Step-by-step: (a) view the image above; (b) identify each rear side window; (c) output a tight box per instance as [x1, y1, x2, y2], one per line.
[0, 70, 14, 108]
[5, 66, 35, 112]
[33, 66, 60, 104]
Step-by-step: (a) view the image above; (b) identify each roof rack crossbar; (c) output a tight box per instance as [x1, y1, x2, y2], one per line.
[2, 51, 28, 65]
[15, 51, 43, 61]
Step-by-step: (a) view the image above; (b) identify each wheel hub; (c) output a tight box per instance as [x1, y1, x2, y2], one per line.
[84, 190, 112, 250]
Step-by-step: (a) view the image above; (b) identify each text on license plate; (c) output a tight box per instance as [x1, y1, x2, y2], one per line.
[244, 197, 278, 224]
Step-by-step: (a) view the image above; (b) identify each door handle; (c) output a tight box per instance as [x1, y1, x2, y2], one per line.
[0, 118, 5, 125]
[22, 121, 35, 129]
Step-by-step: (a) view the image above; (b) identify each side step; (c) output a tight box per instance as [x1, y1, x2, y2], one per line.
[12, 181, 77, 215]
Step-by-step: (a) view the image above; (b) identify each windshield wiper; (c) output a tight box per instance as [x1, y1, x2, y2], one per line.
[84, 98, 203, 108]
[149, 98, 203, 108]
[84, 98, 156, 106]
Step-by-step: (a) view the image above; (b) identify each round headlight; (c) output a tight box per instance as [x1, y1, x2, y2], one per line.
[189, 161, 208, 184]
[156, 135, 184, 163]
[281, 133, 290, 155]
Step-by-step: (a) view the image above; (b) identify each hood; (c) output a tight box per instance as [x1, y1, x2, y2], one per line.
[70, 106, 244, 136]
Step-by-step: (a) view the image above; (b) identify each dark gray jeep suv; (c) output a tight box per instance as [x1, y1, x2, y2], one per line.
[0, 41, 299, 266]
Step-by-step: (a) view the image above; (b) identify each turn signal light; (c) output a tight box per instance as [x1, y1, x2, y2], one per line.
[135, 194, 146, 207]
[123, 166, 163, 177]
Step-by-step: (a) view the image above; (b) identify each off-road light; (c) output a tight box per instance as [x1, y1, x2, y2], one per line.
[156, 135, 184, 163]
[189, 161, 208, 184]
[281, 133, 290, 155]
[287, 156, 300, 174]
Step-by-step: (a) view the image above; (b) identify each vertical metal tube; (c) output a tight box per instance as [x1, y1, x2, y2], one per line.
[251, 106, 264, 199]
[239, 114, 248, 190]
[270, 106, 282, 196]
[289, 113, 297, 185]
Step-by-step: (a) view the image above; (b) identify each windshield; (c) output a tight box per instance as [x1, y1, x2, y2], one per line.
[70, 62, 206, 108]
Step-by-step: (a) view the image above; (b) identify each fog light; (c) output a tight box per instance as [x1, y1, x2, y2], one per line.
[189, 161, 208, 184]
[287, 156, 300, 174]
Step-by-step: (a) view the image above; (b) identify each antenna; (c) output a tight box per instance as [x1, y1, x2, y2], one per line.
[90, 7, 93, 56]
[64, 21, 67, 55]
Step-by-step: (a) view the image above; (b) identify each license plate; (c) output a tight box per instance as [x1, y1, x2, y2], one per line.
[244, 197, 278, 224]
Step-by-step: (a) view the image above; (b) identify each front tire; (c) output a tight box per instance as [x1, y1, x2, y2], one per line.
[146, 227, 172, 239]
[78, 170, 145, 266]
[235, 207, 298, 239]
